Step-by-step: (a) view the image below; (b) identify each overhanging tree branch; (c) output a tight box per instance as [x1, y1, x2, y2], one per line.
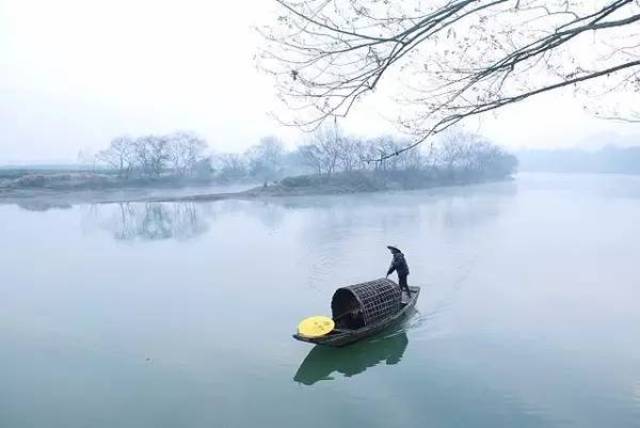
[259, 0, 640, 151]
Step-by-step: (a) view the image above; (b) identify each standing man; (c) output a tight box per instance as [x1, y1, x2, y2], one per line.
[386, 246, 411, 297]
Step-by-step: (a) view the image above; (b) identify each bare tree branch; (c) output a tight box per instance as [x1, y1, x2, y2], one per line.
[259, 0, 640, 152]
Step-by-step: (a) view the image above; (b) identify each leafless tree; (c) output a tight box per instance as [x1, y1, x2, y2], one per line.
[260, 0, 640, 158]
[337, 136, 361, 172]
[300, 122, 343, 175]
[433, 128, 517, 176]
[96, 136, 136, 177]
[166, 131, 208, 176]
[297, 143, 324, 175]
[95, 132, 210, 178]
[246, 136, 286, 181]
[215, 153, 248, 181]
[148, 136, 171, 176]
[396, 138, 427, 171]
[355, 139, 384, 171]
[436, 130, 476, 172]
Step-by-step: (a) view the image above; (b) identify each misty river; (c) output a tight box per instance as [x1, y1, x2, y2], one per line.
[1, 173, 639, 428]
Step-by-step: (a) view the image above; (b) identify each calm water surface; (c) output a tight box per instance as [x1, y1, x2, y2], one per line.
[1, 173, 639, 428]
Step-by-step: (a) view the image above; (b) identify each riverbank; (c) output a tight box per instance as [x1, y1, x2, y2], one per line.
[142, 170, 511, 202]
[0, 169, 256, 209]
[0, 169, 514, 210]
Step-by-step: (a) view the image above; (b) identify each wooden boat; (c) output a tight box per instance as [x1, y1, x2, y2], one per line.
[293, 278, 420, 347]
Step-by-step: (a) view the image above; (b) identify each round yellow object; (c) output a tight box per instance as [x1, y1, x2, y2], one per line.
[297, 316, 335, 338]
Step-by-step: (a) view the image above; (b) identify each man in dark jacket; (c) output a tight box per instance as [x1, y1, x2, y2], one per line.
[386, 246, 410, 297]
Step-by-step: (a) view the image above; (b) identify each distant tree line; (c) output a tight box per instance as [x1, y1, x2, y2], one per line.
[95, 132, 210, 179]
[90, 126, 517, 183]
[294, 125, 517, 180]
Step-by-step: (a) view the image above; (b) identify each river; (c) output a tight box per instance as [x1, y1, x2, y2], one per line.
[1, 173, 639, 427]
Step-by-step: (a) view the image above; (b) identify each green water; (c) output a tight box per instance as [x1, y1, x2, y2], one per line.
[1, 174, 639, 427]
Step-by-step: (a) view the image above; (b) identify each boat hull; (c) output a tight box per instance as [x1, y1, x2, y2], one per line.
[293, 286, 420, 347]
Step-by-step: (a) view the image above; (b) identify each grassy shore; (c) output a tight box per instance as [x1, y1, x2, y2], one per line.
[0, 168, 513, 208]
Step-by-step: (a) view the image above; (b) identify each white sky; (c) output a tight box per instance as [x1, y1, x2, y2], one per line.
[1, 0, 639, 164]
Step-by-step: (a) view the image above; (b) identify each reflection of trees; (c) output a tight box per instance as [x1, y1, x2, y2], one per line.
[272, 181, 517, 231]
[270, 182, 517, 289]
[250, 201, 285, 231]
[105, 202, 208, 241]
[294, 331, 409, 385]
[429, 182, 517, 230]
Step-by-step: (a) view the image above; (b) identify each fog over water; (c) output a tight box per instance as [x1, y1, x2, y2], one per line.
[3, 1, 640, 426]
[1, 173, 639, 428]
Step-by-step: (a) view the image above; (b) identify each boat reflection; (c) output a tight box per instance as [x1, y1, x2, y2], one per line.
[293, 330, 409, 385]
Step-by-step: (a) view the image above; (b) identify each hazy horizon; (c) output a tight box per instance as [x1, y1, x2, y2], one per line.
[2, 0, 640, 164]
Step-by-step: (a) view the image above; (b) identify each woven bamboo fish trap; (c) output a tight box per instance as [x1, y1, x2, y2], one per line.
[331, 278, 401, 329]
